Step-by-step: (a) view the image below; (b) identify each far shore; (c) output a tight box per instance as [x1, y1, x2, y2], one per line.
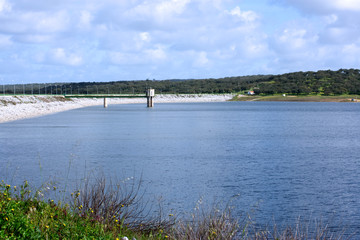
[0, 94, 234, 123]
[2, 94, 359, 124]
[233, 94, 360, 102]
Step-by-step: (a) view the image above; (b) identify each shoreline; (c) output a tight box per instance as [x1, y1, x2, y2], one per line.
[0, 94, 234, 123]
[233, 94, 360, 102]
[3, 94, 357, 123]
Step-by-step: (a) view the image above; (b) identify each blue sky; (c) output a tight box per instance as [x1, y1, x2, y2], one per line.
[1, 0, 360, 84]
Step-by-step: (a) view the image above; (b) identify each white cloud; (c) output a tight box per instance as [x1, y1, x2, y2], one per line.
[278, 0, 360, 14]
[35, 11, 70, 33]
[139, 32, 151, 42]
[331, 0, 360, 11]
[79, 10, 93, 29]
[109, 52, 140, 65]
[268, 25, 320, 71]
[133, 32, 152, 50]
[343, 43, 360, 53]
[145, 45, 167, 61]
[0, 0, 11, 13]
[319, 27, 352, 44]
[0, 10, 70, 35]
[228, 6, 258, 22]
[341, 43, 360, 65]
[243, 36, 269, 58]
[1, 0, 360, 83]
[50, 48, 83, 66]
[123, 0, 191, 27]
[109, 44, 168, 65]
[155, 0, 190, 19]
[193, 51, 209, 67]
[278, 28, 308, 48]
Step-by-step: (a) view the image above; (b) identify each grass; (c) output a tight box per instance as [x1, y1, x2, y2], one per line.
[169, 199, 243, 240]
[0, 179, 356, 239]
[247, 218, 354, 240]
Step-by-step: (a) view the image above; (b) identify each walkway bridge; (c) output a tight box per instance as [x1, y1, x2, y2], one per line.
[64, 89, 155, 108]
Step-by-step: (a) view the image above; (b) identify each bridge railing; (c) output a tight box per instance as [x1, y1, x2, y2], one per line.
[64, 89, 155, 107]
[63, 94, 148, 98]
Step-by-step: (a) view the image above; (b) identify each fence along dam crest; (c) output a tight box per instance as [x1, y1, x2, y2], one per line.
[64, 88, 155, 108]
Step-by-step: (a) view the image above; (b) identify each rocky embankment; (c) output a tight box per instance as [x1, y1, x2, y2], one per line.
[0, 94, 234, 123]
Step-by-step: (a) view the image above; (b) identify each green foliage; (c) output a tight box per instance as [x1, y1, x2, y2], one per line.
[0, 180, 168, 240]
[0, 180, 354, 239]
[5, 68, 360, 96]
[255, 69, 360, 96]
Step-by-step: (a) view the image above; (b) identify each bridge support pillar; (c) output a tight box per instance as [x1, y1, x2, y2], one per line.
[104, 98, 108, 108]
[146, 89, 155, 107]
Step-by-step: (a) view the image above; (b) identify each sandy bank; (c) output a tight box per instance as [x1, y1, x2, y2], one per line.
[0, 94, 234, 123]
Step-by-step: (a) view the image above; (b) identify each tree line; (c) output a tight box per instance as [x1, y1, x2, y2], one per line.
[3, 68, 360, 95]
[254, 68, 360, 95]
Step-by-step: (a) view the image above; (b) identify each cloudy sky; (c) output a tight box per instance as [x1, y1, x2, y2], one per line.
[0, 0, 360, 84]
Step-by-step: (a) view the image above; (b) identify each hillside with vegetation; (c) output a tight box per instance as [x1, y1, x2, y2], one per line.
[252, 68, 360, 95]
[4, 69, 360, 96]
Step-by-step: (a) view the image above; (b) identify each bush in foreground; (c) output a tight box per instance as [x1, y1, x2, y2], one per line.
[0, 179, 171, 239]
[0, 179, 355, 239]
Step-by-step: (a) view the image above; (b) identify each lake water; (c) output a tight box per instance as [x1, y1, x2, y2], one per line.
[1, 102, 360, 235]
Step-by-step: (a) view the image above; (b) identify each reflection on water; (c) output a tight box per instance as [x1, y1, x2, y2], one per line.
[1, 102, 360, 234]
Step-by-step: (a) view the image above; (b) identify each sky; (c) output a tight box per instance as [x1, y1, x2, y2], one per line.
[1, 0, 360, 84]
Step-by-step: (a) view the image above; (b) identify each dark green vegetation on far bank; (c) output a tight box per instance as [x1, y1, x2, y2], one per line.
[1, 179, 355, 240]
[4, 68, 360, 96]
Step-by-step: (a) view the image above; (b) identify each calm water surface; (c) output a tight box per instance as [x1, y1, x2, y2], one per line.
[1, 102, 360, 234]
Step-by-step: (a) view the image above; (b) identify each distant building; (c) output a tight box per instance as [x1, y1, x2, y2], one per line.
[247, 91, 255, 95]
